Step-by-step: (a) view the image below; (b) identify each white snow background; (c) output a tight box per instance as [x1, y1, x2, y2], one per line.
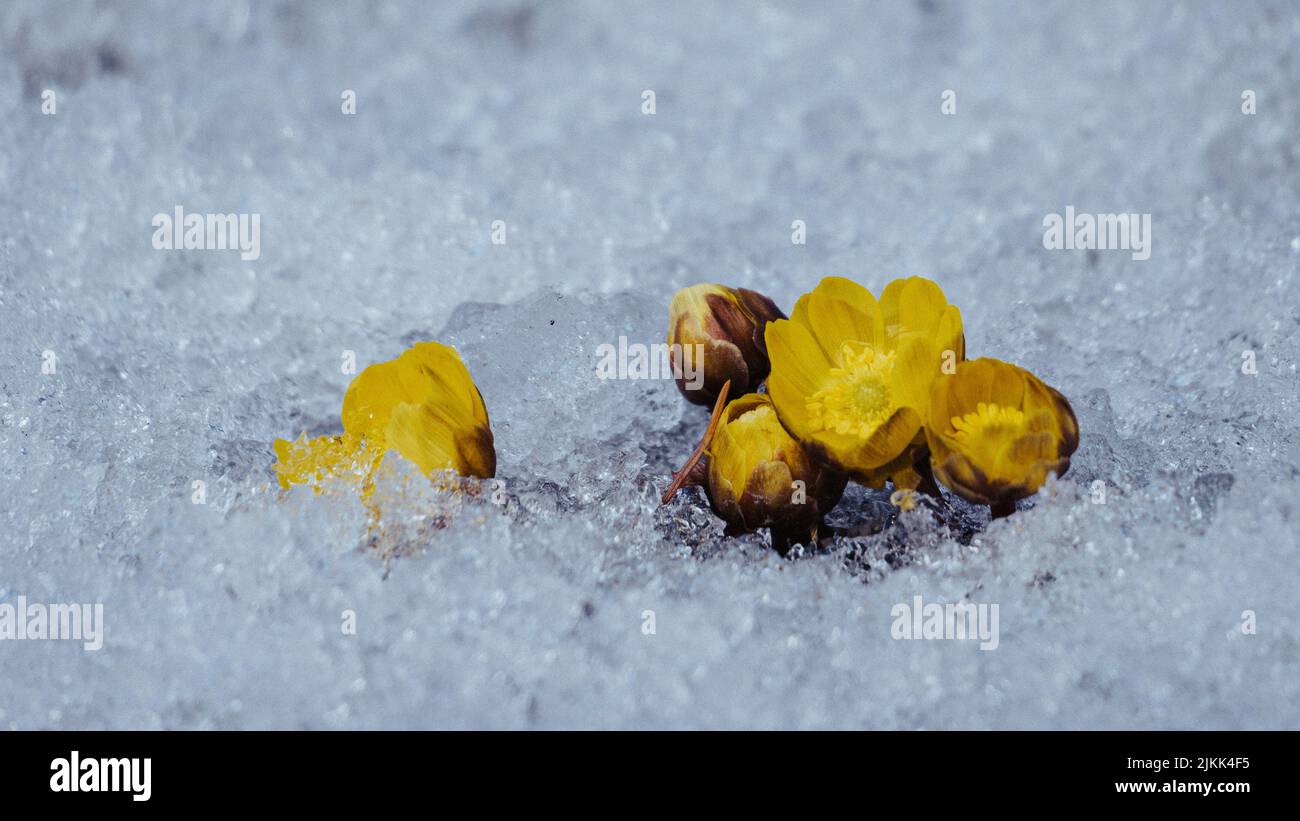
[1, 0, 1297, 728]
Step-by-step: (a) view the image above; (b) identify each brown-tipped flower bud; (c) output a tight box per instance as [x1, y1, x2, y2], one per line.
[701, 393, 846, 554]
[667, 284, 786, 406]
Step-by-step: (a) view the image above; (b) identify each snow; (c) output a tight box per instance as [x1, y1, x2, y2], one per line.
[1, 0, 1297, 728]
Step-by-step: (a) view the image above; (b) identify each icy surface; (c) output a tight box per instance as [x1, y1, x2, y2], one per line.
[1, 0, 1298, 728]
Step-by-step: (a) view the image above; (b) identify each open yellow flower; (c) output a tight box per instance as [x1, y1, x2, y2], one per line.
[274, 341, 495, 495]
[667, 283, 785, 406]
[764, 276, 964, 486]
[926, 358, 1078, 517]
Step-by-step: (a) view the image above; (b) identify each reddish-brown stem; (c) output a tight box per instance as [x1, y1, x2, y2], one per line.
[660, 379, 731, 505]
[989, 500, 1015, 519]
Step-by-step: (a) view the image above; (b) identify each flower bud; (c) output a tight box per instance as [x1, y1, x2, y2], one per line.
[667, 284, 785, 406]
[699, 393, 846, 554]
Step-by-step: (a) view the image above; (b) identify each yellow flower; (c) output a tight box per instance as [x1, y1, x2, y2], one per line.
[925, 358, 1078, 516]
[701, 392, 846, 554]
[764, 276, 964, 486]
[273, 341, 495, 494]
[667, 283, 785, 406]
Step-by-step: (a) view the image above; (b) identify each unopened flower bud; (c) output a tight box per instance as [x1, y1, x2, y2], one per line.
[664, 388, 845, 556]
[667, 284, 785, 406]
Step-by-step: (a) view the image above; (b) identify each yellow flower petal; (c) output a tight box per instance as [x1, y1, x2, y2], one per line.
[881, 276, 965, 363]
[881, 276, 942, 339]
[842, 406, 923, 480]
[803, 275, 884, 354]
[342, 341, 487, 443]
[385, 402, 462, 476]
[936, 304, 965, 362]
[765, 318, 831, 438]
[888, 337, 943, 426]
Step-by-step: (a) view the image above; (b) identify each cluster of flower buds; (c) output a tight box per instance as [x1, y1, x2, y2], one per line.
[662, 276, 1079, 553]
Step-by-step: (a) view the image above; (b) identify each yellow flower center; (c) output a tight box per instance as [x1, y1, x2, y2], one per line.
[949, 402, 1028, 443]
[805, 343, 896, 437]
